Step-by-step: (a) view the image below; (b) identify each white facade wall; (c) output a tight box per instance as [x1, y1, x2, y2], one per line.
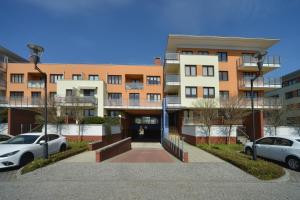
[56, 80, 105, 117]
[43, 124, 121, 136]
[179, 55, 220, 108]
[264, 126, 300, 137]
[0, 123, 8, 134]
[182, 125, 238, 137]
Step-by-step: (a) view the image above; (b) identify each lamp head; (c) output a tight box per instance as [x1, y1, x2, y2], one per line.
[27, 44, 44, 66]
[254, 51, 267, 74]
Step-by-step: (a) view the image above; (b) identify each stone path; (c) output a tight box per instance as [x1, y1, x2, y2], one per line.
[61, 150, 96, 163]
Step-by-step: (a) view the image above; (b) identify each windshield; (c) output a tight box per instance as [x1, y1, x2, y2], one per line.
[4, 135, 40, 144]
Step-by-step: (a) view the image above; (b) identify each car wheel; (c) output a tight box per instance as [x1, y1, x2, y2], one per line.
[245, 147, 253, 156]
[19, 153, 34, 167]
[286, 157, 300, 170]
[60, 144, 67, 152]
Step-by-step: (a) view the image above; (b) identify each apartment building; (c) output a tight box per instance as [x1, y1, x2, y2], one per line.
[3, 59, 163, 140]
[163, 35, 281, 144]
[267, 69, 300, 125]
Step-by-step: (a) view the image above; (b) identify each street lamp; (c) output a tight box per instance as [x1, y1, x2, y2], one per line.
[251, 51, 267, 160]
[27, 44, 48, 159]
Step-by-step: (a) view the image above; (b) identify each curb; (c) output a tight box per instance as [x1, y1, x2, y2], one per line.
[266, 168, 290, 183]
[16, 166, 24, 179]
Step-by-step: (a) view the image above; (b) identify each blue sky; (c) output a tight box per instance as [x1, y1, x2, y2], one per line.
[0, 0, 299, 77]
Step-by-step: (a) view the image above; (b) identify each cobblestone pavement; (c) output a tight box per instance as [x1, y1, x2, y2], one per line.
[0, 161, 300, 200]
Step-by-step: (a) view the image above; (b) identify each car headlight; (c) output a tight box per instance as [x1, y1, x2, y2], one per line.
[0, 150, 20, 158]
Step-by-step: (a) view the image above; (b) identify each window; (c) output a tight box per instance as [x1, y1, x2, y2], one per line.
[108, 93, 122, 100]
[31, 92, 41, 98]
[48, 134, 59, 141]
[50, 92, 56, 99]
[10, 91, 24, 98]
[285, 91, 293, 99]
[50, 74, 63, 83]
[10, 74, 24, 83]
[108, 75, 122, 84]
[202, 65, 214, 76]
[147, 93, 161, 102]
[182, 51, 193, 55]
[83, 89, 95, 96]
[66, 89, 73, 96]
[256, 137, 274, 145]
[147, 76, 160, 85]
[217, 52, 228, 62]
[198, 51, 209, 55]
[129, 93, 140, 105]
[0, 135, 11, 142]
[84, 109, 95, 117]
[244, 91, 258, 98]
[185, 87, 197, 98]
[275, 138, 293, 146]
[72, 74, 82, 80]
[219, 71, 228, 81]
[89, 75, 99, 81]
[134, 116, 159, 124]
[185, 65, 196, 76]
[220, 91, 229, 99]
[203, 87, 215, 98]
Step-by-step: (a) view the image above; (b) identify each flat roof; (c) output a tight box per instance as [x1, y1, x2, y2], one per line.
[282, 69, 300, 81]
[0, 45, 28, 63]
[166, 34, 280, 52]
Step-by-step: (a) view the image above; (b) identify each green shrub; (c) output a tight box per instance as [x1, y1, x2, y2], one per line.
[82, 116, 105, 124]
[21, 141, 88, 174]
[198, 144, 285, 180]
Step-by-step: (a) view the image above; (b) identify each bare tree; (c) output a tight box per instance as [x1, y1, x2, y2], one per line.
[220, 96, 250, 144]
[287, 117, 300, 136]
[193, 99, 219, 145]
[264, 100, 286, 136]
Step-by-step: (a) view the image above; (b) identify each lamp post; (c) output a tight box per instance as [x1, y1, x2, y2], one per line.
[251, 51, 266, 160]
[27, 44, 48, 159]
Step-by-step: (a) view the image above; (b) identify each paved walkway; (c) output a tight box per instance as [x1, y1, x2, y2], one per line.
[183, 142, 224, 163]
[61, 150, 96, 163]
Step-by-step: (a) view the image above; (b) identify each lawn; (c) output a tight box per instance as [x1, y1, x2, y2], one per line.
[198, 144, 285, 180]
[21, 141, 88, 174]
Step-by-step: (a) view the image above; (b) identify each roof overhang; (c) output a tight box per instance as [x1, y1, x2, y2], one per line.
[0, 45, 28, 63]
[166, 34, 280, 52]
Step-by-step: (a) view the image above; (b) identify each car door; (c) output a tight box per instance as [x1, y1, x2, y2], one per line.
[35, 136, 46, 158]
[48, 134, 60, 153]
[255, 137, 275, 158]
[271, 138, 294, 162]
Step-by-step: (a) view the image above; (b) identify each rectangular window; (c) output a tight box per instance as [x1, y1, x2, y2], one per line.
[108, 93, 122, 100]
[10, 74, 24, 83]
[66, 89, 73, 96]
[217, 52, 228, 62]
[185, 65, 196, 76]
[185, 87, 197, 98]
[50, 74, 63, 83]
[89, 75, 99, 81]
[244, 91, 258, 98]
[84, 109, 95, 117]
[285, 91, 293, 99]
[49, 92, 57, 99]
[219, 91, 229, 99]
[147, 76, 160, 84]
[72, 74, 82, 80]
[31, 92, 41, 98]
[129, 93, 140, 106]
[203, 65, 214, 76]
[203, 87, 215, 98]
[147, 93, 161, 102]
[219, 71, 228, 81]
[10, 91, 24, 98]
[198, 51, 209, 55]
[182, 51, 193, 55]
[83, 89, 95, 96]
[108, 75, 122, 84]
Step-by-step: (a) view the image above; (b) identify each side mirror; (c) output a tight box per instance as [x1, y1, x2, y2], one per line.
[39, 140, 46, 145]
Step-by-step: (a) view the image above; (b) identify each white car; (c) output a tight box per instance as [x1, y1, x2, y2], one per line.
[0, 134, 13, 143]
[0, 133, 67, 169]
[244, 136, 300, 170]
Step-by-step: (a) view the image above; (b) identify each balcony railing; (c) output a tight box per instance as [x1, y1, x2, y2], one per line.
[239, 77, 281, 89]
[166, 96, 181, 105]
[56, 96, 97, 105]
[219, 97, 282, 109]
[28, 80, 45, 88]
[104, 99, 162, 108]
[165, 74, 180, 83]
[125, 83, 144, 90]
[237, 55, 281, 68]
[165, 53, 180, 61]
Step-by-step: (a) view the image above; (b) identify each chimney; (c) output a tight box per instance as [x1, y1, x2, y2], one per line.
[154, 57, 161, 65]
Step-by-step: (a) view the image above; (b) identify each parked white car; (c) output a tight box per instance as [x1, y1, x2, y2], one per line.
[244, 136, 300, 170]
[0, 133, 67, 169]
[0, 134, 13, 143]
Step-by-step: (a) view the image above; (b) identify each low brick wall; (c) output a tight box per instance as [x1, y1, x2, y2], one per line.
[162, 138, 189, 163]
[183, 134, 236, 145]
[88, 134, 123, 151]
[96, 137, 132, 162]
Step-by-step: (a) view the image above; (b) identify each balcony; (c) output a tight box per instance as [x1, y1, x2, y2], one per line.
[56, 96, 98, 105]
[28, 80, 45, 88]
[164, 53, 180, 65]
[166, 96, 181, 108]
[104, 99, 162, 109]
[237, 55, 280, 71]
[166, 74, 180, 85]
[239, 77, 281, 90]
[0, 79, 6, 89]
[125, 83, 144, 90]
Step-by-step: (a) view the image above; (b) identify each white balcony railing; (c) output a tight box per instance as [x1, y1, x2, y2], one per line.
[165, 53, 180, 61]
[125, 83, 144, 90]
[239, 77, 281, 89]
[166, 96, 181, 105]
[237, 55, 281, 68]
[28, 80, 45, 88]
[104, 99, 162, 108]
[165, 74, 180, 83]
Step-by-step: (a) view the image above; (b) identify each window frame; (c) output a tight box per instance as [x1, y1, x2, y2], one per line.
[217, 52, 228, 62]
[185, 86, 197, 98]
[202, 65, 214, 77]
[108, 75, 122, 84]
[185, 65, 197, 76]
[147, 93, 161, 102]
[203, 87, 215, 98]
[88, 75, 99, 81]
[147, 76, 161, 85]
[10, 74, 24, 83]
[219, 71, 229, 81]
[50, 74, 64, 83]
